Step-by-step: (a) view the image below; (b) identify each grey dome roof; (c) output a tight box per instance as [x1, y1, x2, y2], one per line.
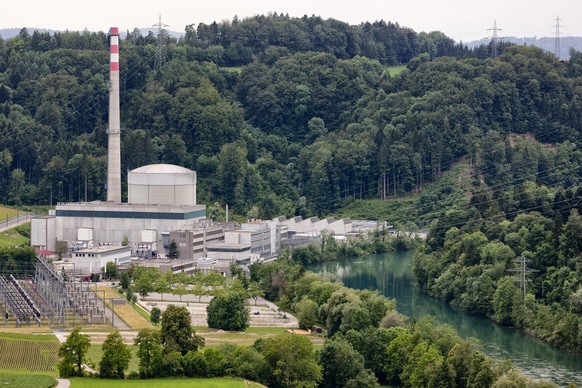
[130, 164, 194, 174]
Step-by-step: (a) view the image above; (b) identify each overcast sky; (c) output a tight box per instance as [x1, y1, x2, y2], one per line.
[2, 0, 581, 42]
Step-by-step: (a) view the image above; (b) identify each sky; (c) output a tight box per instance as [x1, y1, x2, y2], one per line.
[2, 0, 581, 43]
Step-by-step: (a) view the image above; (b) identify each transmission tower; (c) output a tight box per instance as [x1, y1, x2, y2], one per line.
[153, 14, 169, 70]
[552, 15, 565, 59]
[506, 255, 539, 297]
[487, 20, 502, 58]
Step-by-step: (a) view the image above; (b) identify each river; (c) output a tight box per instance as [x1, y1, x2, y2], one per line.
[309, 251, 582, 387]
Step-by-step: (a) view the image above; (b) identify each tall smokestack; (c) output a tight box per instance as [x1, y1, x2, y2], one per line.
[107, 27, 121, 203]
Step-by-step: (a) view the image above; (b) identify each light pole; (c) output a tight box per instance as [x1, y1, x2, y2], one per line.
[110, 298, 115, 327]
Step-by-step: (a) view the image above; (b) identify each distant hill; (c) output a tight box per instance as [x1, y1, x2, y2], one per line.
[3, 27, 579, 61]
[466, 36, 582, 60]
[0, 27, 183, 40]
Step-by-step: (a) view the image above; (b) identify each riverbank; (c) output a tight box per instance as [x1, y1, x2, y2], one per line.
[310, 251, 582, 387]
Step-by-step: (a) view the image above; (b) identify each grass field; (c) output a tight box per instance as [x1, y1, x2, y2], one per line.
[194, 326, 324, 348]
[221, 66, 243, 74]
[70, 377, 264, 387]
[0, 373, 55, 388]
[0, 332, 59, 374]
[0, 206, 19, 221]
[0, 225, 29, 247]
[387, 65, 407, 76]
[87, 344, 140, 373]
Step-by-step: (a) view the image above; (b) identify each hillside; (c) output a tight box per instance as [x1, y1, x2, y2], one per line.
[335, 158, 473, 228]
[467, 35, 582, 60]
[0, 17, 581, 355]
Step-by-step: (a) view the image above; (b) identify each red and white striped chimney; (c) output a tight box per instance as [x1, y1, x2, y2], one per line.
[107, 27, 121, 203]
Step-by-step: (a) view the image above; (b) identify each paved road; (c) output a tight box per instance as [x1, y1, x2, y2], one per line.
[55, 379, 70, 388]
[0, 213, 32, 233]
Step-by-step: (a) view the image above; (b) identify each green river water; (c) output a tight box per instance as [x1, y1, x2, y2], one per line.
[310, 251, 582, 387]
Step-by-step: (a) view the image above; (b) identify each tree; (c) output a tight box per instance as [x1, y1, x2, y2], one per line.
[121, 233, 130, 246]
[55, 241, 68, 260]
[120, 271, 130, 290]
[99, 331, 131, 379]
[319, 336, 377, 388]
[248, 280, 264, 305]
[150, 307, 161, 324]
[231, 345, 268, 382]
[261, 332, 322, 388]
[191, 274, 207, 302]
[400, 342, 447, 387]
[384, 328, 413, 384]
[8, 168, 25, 206]
[160, 305, 204, 355]
[295, 296, 319, 330]
[57, 327, 90, 377]
[206, 291, 249, 331]
[183, 350, 209, 377]
[134, 329, 163, 378]
[492, 276, 521, 325]
[168, 239, 179, 259]
[154, 272, 169, 300]
[171, 271, 190, 302]
[132, 266, 159, 297]
[105, 262, 118, 280]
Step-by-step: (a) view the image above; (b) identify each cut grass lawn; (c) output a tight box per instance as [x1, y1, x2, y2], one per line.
[0, 373, 55, 388]
[87, 344, 140, 374]
[70, 377, 264, 387]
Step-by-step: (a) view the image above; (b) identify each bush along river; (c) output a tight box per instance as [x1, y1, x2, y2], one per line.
[310, 250, 582, 387]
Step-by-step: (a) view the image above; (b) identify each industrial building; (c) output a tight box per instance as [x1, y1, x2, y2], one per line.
[31, 26, 382, 271]
[30, 216, 57, 253]
[169, 220, 227, 260]
[38, 27, 206, 256]
[69, 245, 131, 274]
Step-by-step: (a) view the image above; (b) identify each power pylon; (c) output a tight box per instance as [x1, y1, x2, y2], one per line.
[552, 15, 565, 59]
[507, 255, 539, 298]
[487, 20, 502, 58]
[153, 14, 169, 70]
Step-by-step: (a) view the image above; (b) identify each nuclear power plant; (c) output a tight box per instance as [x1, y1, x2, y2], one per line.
[28, 26, 380, 273]
[48, 26, 206, 256]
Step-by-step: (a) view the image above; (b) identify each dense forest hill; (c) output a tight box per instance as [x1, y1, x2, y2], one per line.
[1, 14, 579, 218]
[1, 12, 582, 354]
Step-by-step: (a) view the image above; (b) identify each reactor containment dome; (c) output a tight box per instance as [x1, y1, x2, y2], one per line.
[128, 164, 197, 206]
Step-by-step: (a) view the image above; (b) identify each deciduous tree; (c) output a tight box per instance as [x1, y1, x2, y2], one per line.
[160, 305, 204, 355]
[99, 331, 131, 379]
[206, 291, 249, 331]
[57, 327, 90, 377]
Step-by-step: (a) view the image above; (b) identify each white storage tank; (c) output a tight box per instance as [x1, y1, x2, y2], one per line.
[128, 164, 197, 206]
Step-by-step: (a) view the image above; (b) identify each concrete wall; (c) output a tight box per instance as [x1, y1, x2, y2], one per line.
[31, 216, 56, 251]
[273, 216, 353, 236]
[55, 203, 206, 251]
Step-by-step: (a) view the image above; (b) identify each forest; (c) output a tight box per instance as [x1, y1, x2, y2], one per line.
[1, 13, 582, 357]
